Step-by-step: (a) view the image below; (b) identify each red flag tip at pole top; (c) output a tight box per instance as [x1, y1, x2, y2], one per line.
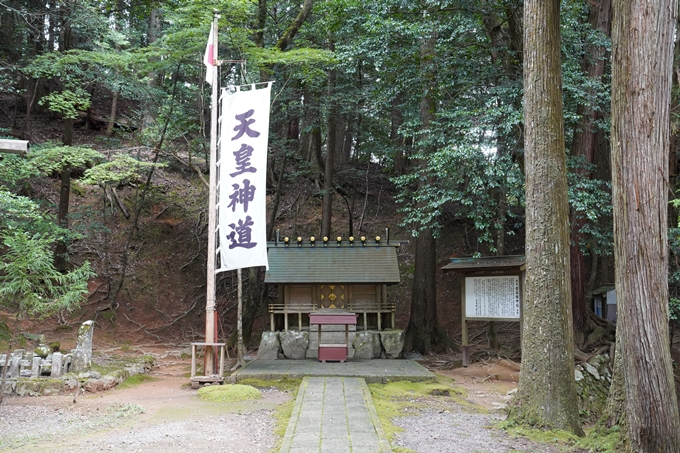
[204, 22, 216, 85]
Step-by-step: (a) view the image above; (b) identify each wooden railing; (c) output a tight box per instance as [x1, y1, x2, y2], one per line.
[349, 301, 395, 331]
[268, 302, 317, 331]
[268, 300, 395, 332]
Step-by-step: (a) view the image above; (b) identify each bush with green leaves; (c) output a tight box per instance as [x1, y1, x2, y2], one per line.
[0, 231, 95, 319]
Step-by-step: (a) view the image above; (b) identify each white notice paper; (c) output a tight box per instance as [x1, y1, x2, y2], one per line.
[465, 276, 520, 319]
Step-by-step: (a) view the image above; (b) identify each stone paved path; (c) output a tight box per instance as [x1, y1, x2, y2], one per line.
[279, 377, 392, 453]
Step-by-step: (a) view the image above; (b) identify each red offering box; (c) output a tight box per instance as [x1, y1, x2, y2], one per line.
[309, 313, 357, 325]
[318, 344, 348, 362]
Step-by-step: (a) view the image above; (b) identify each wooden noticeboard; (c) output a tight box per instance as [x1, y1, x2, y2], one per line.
[442, 256, 525, 367]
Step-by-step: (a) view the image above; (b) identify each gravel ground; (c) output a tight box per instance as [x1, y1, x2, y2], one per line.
[0, 381, 287, 453]
[1, 392, 577, 453]
[393, 408, 559, 453]
[0, 354, 579, 453]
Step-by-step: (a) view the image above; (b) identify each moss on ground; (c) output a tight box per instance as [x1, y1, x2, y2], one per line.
[273, 398, 296, 439]
[368, 376, 468, 453]
[576, 425, 625, 453]
[237, 377, 302, 392]
[116, 373, 158, 389]
[500, 419, 626, 452]
[501, 422, 580, 445]
[196, 384, 262, 402]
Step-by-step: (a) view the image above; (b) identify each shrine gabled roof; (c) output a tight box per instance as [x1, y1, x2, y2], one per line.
[264, 242, 402, 284]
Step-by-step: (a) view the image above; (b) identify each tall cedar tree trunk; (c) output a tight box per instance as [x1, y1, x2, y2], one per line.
[404, 12, 439, 354]
[508, 0, 583, 435]
[54, 114, 74, 272]
[610, 0, 680, 450]
[322, 67, 337, 238]
[299, 88, 323, 186]
[569, 0, 611, 345]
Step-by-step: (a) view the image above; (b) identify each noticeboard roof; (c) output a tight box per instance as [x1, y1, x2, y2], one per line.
[592, 285, 615, 295]
[441, 255, 526, 273]
[264, 241, 402, 284]
[0, 139, 29, 155]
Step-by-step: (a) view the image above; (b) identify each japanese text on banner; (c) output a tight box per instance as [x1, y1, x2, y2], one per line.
[216, 84, 272, 272]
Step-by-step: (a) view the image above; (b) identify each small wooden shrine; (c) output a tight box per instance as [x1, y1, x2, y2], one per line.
[265, 235, 402, 332]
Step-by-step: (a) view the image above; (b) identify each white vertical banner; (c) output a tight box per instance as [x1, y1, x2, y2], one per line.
[216, 83, 272, 272]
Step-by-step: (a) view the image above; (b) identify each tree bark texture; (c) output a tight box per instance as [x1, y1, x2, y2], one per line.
[254, 0, 267, 48]
[405, 228, 438, 353]
[610, 0, 680, 450]
[509, 0, 583, 435]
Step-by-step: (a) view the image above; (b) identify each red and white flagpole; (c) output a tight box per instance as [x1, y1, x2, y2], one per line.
[205, 11, 219, 375]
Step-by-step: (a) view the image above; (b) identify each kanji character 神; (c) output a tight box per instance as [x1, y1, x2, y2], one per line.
[227, 179, 256, 213]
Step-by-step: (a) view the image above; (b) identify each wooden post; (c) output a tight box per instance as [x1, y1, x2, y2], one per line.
[191, 343, 197, 377]
[520, 269, 526, 352]
[461, 276, 469, 367]
[219, 345, 225, 377]
[204, 12, 220, 375]
[236, 268, 245, 368]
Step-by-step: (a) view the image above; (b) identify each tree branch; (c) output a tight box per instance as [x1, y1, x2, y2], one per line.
[275, 0, 315, 51]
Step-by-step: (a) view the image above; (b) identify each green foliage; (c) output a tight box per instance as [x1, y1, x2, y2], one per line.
[394, 147, 524, 249]
[667, 222, 680, 321]
[670, 298, 680, 321]
[567, 156, 613, 256]
[38, 89, 91, 119]
[0, 189, 67, 241]
[83, 154, 165, 186]
[0, 154, 38, 190]
[0, 318, 10, 342]
[247, 47, 336, 66]
[30, 144, 104, 174]
[0, 232, 96, 319]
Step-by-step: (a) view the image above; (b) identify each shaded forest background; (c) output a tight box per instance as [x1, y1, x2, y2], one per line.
[0, 0, 678, 360]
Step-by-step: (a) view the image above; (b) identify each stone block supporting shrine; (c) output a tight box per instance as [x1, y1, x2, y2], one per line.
[259, 235, 405, 360]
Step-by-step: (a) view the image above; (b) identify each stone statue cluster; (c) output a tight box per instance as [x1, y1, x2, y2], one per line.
[1, 320, 95, 380]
